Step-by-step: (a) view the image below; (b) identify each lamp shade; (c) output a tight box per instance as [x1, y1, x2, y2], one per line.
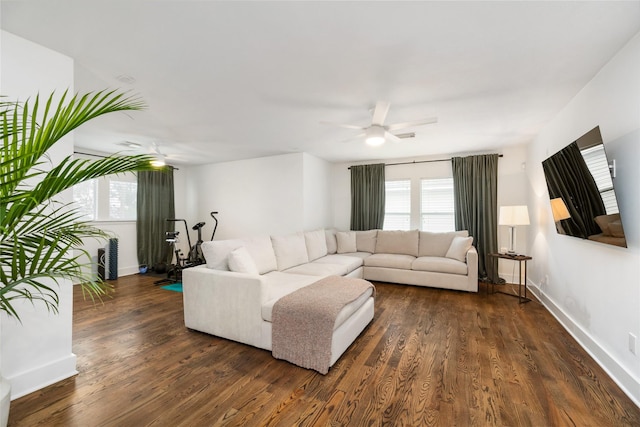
[365, 126, 385, 146]
[550, 198, 571, 221]
[499, 205, 530, 226]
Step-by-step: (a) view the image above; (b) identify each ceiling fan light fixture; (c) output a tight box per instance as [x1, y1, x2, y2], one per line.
[365, 126, 385, 146]
[150, 154, 166, 167]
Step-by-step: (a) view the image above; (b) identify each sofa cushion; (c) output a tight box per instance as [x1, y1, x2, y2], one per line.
[242, 235, 278, 274]
[261, 271, 320, 306]
[336, 231, 357, 253]
[304, 229, 328, 261]
[313, 254, 363, 275]
[418, 230, 469, 257]
[201, 239, 243, 270]
[325, 229, 338, 254]
[356, 230, 377, 253]
[412, 256, 468, 275]
[375, 230, 419, 256]
[284, 262, 348, 277]
[364, 253, 416, 270]
[445, 236, 473, 262]
[227, 246, 260, 275]
[271, 232, 310, 271]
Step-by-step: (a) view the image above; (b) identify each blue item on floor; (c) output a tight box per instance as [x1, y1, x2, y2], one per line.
[161, 283, 183, 292]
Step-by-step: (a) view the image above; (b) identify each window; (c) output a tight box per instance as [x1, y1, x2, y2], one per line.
[383, 180, 411, 230]
[109, 180, 137, 220]
[581, 145, 618, 214]
[421, 178, 455, 232]
[73, 179, 97, 221]
[72, 172, 137, 221]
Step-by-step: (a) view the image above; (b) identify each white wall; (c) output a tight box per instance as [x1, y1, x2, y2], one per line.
[0, 31, 77, 399]
[303, 153, 333, 231]
[190, 152, 333, 240]
[527, 32, 640, 404]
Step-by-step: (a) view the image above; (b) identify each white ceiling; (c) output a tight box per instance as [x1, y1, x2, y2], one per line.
[2, 1, 639, 166]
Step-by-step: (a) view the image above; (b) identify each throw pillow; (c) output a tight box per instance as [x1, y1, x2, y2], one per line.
[445, 236, 473, 262]
[227, 246, 260, 275]
[325, 229, 338, 254]
[305, 229, 328, 261]
[201, 239, 243, 270]
[336, 231, 357, 253]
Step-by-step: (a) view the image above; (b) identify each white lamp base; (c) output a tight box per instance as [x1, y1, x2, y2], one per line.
[507, 226, 517, 254]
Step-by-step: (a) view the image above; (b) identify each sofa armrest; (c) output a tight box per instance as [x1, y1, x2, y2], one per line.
[182, 266, 266, 348]
[465, 246, 479, 292]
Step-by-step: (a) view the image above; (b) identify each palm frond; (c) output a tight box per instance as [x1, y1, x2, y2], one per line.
[0, 89, 156, 320]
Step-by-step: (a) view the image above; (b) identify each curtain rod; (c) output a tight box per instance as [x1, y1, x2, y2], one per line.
[348, 154, 503, 169]
[73, 151, 179, 170]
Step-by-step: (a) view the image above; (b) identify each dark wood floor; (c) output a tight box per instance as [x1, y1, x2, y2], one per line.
[8, 274, 640, 426]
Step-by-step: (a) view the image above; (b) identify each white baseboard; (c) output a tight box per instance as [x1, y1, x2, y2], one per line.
[528, 283, 640, 407]
[8, 353, 78, 400]
[119, 265, 140, 277]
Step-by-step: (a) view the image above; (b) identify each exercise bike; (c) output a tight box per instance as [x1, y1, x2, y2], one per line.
[156, 218, 206, 285]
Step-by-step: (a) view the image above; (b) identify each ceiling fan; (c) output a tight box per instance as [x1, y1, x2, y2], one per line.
[117, 141, 174, 166]
[321, 101, 437, 146]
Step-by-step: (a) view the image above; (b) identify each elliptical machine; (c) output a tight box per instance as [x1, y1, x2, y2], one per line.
[210, 211, 219, 240]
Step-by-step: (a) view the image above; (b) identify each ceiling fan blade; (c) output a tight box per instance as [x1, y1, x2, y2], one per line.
[371, 101, 390, 126]
[340, 132, 366, 143]
[320, 121, 365, 130]
[385, 131, 401, 143]
[394, 132, 416, 139]
[387, 117, 438, 131]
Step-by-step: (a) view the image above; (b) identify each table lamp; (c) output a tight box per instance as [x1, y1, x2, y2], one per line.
[550, 198, 570, 234]
[499, 205, 530, 254]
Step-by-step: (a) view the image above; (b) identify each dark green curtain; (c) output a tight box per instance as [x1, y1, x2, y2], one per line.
[350, 163, 385, 230]
[137, 169, 175, 268]
[452, 154, 499, 282]
[542, 142, 605, 239]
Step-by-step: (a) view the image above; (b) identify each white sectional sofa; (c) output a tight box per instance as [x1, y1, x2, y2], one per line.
[183, 228, 477, 368]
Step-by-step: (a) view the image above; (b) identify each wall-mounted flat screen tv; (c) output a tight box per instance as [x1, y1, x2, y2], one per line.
[542, 126, 626, 248]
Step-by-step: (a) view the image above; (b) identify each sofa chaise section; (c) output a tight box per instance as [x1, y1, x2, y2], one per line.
[183, 232, 375, 368]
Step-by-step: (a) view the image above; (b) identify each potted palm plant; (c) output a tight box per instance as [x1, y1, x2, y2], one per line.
[0, 90, 158, 426]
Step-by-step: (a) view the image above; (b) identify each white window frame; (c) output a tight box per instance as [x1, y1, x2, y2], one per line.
[383, 179, 411, 230]
[72, 171, 138, 222]
[420, 177, 455, 232]
[581, 145, 619, 215]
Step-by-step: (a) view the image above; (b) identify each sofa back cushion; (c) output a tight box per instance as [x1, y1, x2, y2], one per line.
[336, 231, 357, 253]
[375, 230, 419, 256]
[356, 230, 378, 253]
[242, 235, 278, 274]
[271, 232, 310, 270]
[304, 229, 328, 261]
[418, 230, 469, 257]
[201, 239, 243, 271]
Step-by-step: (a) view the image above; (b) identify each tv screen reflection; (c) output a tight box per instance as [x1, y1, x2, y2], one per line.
[542, 126, 626, 248]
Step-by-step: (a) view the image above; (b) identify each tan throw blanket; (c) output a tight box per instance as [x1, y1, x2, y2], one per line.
[271, 275, 375, 374]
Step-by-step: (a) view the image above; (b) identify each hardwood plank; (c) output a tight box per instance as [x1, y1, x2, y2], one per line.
[7, 275, 640, 426]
